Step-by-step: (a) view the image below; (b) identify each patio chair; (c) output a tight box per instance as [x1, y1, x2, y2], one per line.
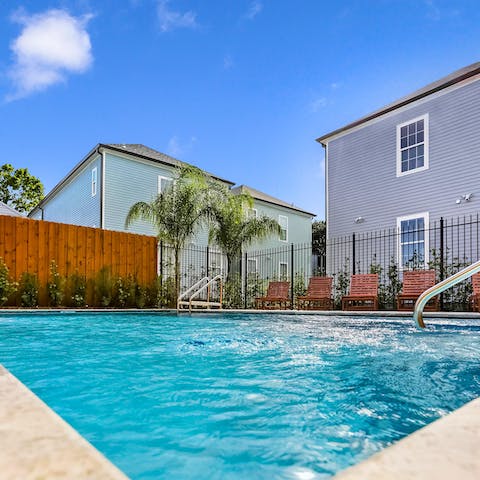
[255, 281, 291, 310]
[341, 274, 379, 311]
[397, 270, 439, 311]
[297, 276, 333, 310]
[471, 273, 480, 312]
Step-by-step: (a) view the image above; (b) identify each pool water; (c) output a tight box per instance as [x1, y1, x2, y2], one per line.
[0, 313, 479, 479]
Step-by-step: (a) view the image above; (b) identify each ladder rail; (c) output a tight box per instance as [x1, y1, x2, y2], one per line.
[188, 274, 223, 311]
[177, 276, 210, 306]
[413, 259, 480, 328]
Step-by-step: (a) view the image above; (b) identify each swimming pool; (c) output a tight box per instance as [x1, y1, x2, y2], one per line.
[0, 312, 479, 479]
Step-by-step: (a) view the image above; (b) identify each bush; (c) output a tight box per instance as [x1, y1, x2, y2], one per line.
[67, 273, 87, 307]
[19, 272, 39, 307]
[112, 276, 132, 308]
[0, 258, 17, 306]
[47, 261, 65, 307]
[95, 267, 113, 307]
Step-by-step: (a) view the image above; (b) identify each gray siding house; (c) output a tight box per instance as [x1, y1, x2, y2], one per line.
[0, 201, 23, 217]
[317, 62, 480, 272]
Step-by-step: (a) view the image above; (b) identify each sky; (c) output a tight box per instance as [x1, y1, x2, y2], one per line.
[1, 1, 480, 219]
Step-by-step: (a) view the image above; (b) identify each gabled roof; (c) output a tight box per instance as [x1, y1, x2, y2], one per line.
[104, 144, 234, 185]
[30, 143, 235, 216]
[0, 201, 23, 217]
[317, 62, 480, 144]
[231, 185, 315, 217]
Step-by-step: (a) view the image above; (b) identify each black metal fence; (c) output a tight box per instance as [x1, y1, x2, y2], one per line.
[158, 242, 315, 307]
[327, 214, 480, 311]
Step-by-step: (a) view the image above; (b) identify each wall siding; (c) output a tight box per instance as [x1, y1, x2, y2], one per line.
[104, 153, 173, 236]
[327, 78, 480, 238]
[36, 156, 101, 227]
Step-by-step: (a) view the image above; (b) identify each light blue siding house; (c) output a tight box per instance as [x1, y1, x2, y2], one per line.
[317, 62, 480, 273]
[30, 143, 314, 251]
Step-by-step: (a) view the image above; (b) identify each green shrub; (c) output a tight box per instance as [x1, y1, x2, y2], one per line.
[0, 258, 17, 306]
[95, 267, 113, 307]
[67, 273, 87, 307]
[112, 276, 132, 308]
[47, 261, 65, 307]
[19, 272, 39, 307]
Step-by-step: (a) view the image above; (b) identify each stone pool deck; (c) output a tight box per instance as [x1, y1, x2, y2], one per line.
[0, 365, 128, 480]
[333, 397, 480, 480]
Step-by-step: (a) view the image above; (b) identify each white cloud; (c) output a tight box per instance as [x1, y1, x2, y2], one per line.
[8, 9, 93, 100]
[245, 1, 263, 20]
[223, 54, 234, 70]
[310, 97, 327, 112]
[157, 0, 197, 32]
[167, 135, 197, 157]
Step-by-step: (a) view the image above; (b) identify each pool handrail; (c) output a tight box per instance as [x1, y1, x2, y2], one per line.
[177, 277, 210, 310]
[413, 259, 480, 328]
[188, 274, 223, 312]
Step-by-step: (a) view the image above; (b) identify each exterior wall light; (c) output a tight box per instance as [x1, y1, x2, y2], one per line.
[354, 217, 365, 224]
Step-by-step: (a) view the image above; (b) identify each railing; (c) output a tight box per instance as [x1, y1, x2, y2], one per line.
[413, 259, 480, 328]
[177, 275, 223, 312]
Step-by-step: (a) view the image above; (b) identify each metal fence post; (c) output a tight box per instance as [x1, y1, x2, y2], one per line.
[440, 217, 445, 310]
[206, 245, 210, 278]
[159, 241, 163, 288]
[244, 251, 248, 309]
[352, 233, 356, 275]
[290, 243, 294, 309]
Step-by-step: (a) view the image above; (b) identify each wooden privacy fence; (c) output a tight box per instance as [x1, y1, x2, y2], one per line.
[0, 215, 158, 305]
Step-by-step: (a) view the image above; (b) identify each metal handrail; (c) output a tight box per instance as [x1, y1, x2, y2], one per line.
[177, 276, 210, 309]
[188, 274, 223, 311]
[413, 259, 480, 328]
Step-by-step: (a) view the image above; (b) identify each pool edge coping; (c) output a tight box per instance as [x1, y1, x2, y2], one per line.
[332, 396, 480, 480]
[0, 364, 129, 480]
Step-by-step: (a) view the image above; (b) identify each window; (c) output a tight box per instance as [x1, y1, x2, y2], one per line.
[158, 175, 173, 194]
[396, 114, 429, 176]
[279, 261, 288, 279]
[248, 208, 258, 219]
[397, 212, 429, 269]
[279, 215, 288, 242]
[247, 258, 257, 274]
[91, 167, 97, 197]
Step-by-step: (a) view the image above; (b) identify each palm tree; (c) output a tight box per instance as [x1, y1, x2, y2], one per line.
[125, 166, 211, 299]
[208, 190, 281, 280]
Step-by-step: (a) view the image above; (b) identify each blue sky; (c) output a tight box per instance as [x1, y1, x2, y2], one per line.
[1, 1, 480, 219]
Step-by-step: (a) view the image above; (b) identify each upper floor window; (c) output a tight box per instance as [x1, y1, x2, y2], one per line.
[396, 114, 429, 177]
[397, 212, 429, 269]
[158, 175, 173, 194]
[279, 215, 288, 242]
[91, 167, 97, 197]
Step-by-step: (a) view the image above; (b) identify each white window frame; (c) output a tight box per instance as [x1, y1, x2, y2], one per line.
[279, 215, 288, 242]
[397, 211, 429, 270]
[209, 249, 225, 277]
[248, 208, 258, 219]
[396, 114, 429, 177]
[91, 167, 97, 197]
[158, 175, 173, 194]
[247, 258, 257, 275]
[279, 261, 288, 279]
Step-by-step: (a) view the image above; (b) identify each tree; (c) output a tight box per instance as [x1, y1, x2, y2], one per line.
[125, 166, 212, 299]
[208, 190, 281, 280]
[0, 164, 44, 214]
[312, 220, 326, 255]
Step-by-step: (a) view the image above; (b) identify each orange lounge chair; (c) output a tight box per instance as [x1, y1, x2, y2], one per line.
[255, 281, 291, 310]
[341, 274, 379, 311]
[471, 273, 480, 312]
[397, 270, 439, 311]
[297, 276, 333, 310]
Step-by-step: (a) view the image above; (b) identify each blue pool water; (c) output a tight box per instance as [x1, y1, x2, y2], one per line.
[0, 313, 479, 479]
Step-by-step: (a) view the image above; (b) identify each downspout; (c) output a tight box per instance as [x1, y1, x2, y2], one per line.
[100, 147, 106, 229]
